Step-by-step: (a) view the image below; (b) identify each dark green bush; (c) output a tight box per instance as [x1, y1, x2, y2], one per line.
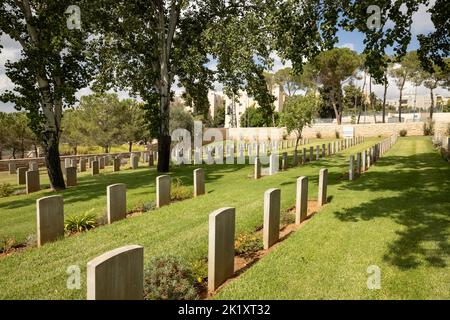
[171, 178, 192, 201]
[316, 132, 322, 139]
[423, 119, 435, 136]
[0, 183, 14, 198]
[64, 211, 97, 233]
[144, 255, 199, 300]
[399, 129, 407, 137]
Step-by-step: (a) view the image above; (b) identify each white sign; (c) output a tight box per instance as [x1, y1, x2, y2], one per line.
[343, 126, 354, 138]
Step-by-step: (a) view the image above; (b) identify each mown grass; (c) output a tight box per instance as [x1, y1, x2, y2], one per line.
[0, 137, 345, 299]
[216, 136, 450, 300]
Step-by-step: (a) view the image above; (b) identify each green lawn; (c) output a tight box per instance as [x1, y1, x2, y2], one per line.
[216, 136, 450, 299]
[0, 137, 346, 299]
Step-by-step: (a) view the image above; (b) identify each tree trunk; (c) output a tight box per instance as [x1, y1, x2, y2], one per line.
[128, 141, 133, 152]
[382, 77, 388, 123]
[0, 146, 2, 160]
[34, 144, 39, 157]
[42, 133, 65, 190]
[398, 88, 403, 123]
[429, 88, 434, 119]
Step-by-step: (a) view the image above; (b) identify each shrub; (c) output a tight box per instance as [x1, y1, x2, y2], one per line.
[25, 234, 37, 248]
[0, 183, 14, 198]
[335, 130, 340, 139]
[189, 258, 208, 284]
[235, 233, 263, 256]
[316, 132, 322, 139]
[423, 119, 435, 136]
[171, 178, 192, 201]
[281, 209, 296, 226]
[132, 200, 156, 213]
[1, 236, 16, 254]
[144, 255, 199, 300]
[399, 129, 407, 137]
[64, 210, 97, 233]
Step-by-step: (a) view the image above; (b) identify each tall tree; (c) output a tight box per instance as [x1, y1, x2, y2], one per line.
[421, 59, 450, 119]
[61, 109, 86, 155]
[274, 67, 304, 96]
[94, 0, 276, 172]
[0, 0, 94, 190]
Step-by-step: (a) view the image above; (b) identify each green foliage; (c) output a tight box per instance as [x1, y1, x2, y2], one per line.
[144, 255, 199, 300]
[0, 235, 16, 254]
[235, 233, 263, 256]
[240, 105, 267, 128]
[64, 211, 97, 233]
[212, 105, 225, 128]
[189, 258, 208, 284]
[399, 129, 408, 137]
[0, 183, 14, 198]
[279, 94, 319, 146]
[274, 67, 304, 96]
[423, 119, 435, 136]
[281, 210, 296, 226]
[170, 178, 192, 202]
[316, 132, 322, 139]
[132, 201, 156, 214]
[0, 112, 37, 159]
[169, 106, 194, 135]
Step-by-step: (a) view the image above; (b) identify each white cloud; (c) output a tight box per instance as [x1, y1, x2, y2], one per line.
[339, 43, 355, 51]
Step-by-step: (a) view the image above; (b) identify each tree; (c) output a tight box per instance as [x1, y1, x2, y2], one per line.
[2, 112, 35, 159]
[343, 84, 364, 117]
[169, 105, 194, 136]
[212, 105, 225, 128]
[306, 48, 362, 124]
[61, 109, 86, 155]
[388, 51, 418, 122]
[274, 67, 304, 96]
[280, 94, 319, 152]
[240, 105, 267, 128]
[93, 0, 276, 173]
[78, 93, 125, 153]
[0, 0, 95, 190]
[120, 99, 148, 152]
[421, 59, 450, 119]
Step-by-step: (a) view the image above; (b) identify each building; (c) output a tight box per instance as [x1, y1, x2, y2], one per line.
[386, 94, 450, 111]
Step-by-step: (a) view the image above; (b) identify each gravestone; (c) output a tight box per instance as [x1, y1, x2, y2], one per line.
[361, 150, 366, 172]
[264, 188, 281, 250]
[302, 148, 306, 164]
[269, 154, 278, 175]
[156, 175, 171, 208]
[208, 207, 235, 292]
[113, 158, 121, 172]
[30, 162, 38, 171]
[281, 152, 288, 170]
[194, 168, 205, 196]
[130, 154, 138, 169]
[66, 167, 77, 187]
[64, 158, 71, 170]
[356, 152, 361, 176]
[87, 245, 144, 300]
[322, 144, 326, 158]
[92, 160, 99, 175]
[296, 176, 308, 224]
[149, 154, 154, 167]
[80, 159, 87, 172]
[9, 162, 16, 174]
[17, 167, 27, 185]
[254, 157, 261, 179]
[309, 146, 314, 162]
[26, 170, 40, 194]
[318, 168, 328, 207]
[99, 157, 105, 169]
[316, 145, 320, 160]
[328, 143, 331, 156]
[36, 195, 64, 247]
[293, 150, 299, 166]
[349, 155, 355, 181]
[71, 159, 77, 168]
[107, 184, 126, 224]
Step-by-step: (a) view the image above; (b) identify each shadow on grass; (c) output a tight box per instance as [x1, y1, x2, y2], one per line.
[334, 152, 450, 270]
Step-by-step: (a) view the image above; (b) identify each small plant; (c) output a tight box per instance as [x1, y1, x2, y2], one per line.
[235, 233, 263, 256]
[1, 236, 16, 254]
[189, 258, 208, 285]
[144, 255, 199, 300]
[335, 130, 340, 139]
[64, 210, 97, 233]
[281, 209, 296, 226]
[0, 183, 14, 198]
[25, 234, 37, 248]
[12, 189, 26, 196]
[423, 119, 435, 136]
[171, 178, 192, 201]
[316, 132, 322, 139]
[132, 200, 156, 213]
[399, 129, 407, 137]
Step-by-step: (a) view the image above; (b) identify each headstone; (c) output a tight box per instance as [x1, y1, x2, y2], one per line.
[80, 159, 87, 172]
[107, 184, 126, 224]
[269, 154, 278, 175]
[302, 148, 306, 164]
[281, 152, 288, 170]
[361, 150, 366, 172]
[309, 146, 314, 162]
[356, 152, 361, 176]
[71, 159, 77, 168]
[149, 154, 154, 167]
[99, 157, 105, 169]
[316, 145, 320, 160]
[349, 155, 354, 181]
[194, 168, 205, 196]
[254, 157, 261, 179]
[296, 176, 308, 224]
[322, 144, 326, 158]
[66, 167, 77, 187]
[113, 158, 120, 172]
[130, 154, 138, 169]
[156, 175, 171, 208]
[263, 188, 281, 250]
[87, 245, 144, 300]
[328, 143, 331, 156]
[318, 168, 328, 207]
[17, 167, 27, 185]
[208, 207, 235, 292]
[293, 150, 299, 166]
[64, 158, 71, 170]
[26, 170, 40, 194]
[36, 195, 64, 247]
[92, 160, 99, 175]
[9, 162, 16, 174]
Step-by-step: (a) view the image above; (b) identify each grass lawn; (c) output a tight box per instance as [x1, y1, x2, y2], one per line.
[0, 137, 346, 299]
[216, 136, 450, 299]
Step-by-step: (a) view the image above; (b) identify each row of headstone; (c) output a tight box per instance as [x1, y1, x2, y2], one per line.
[81, 167, 329, 299]
[254, 137, 364, 179]
[348, 134, 398, 180]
